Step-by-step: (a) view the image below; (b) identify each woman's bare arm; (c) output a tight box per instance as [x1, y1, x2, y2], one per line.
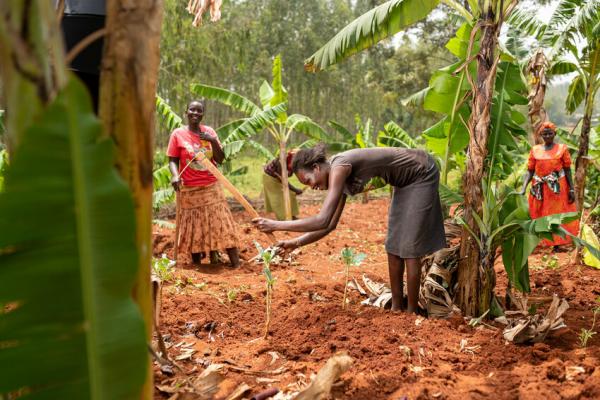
[292, 194, 347, 246]
[257, 165, 350, 232]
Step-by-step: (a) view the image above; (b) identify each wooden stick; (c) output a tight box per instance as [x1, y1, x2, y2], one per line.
[174, 192, 181, 263]
[196, 154, 277, 242]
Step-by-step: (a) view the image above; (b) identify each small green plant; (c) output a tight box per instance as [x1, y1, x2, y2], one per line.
[579, 298, 600, 348]
[255, 242, 277, 338]
[541, 254, 559, 270]
[340, 247, 366, 309]
[152, 254, 175, 282]
[227, 289, 238, 303]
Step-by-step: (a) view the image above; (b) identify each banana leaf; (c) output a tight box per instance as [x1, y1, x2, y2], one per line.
[304, 0, 440, 71]
[0, 78, 146, 398]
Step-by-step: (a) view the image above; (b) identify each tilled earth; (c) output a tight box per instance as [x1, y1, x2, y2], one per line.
[152, 198, 600, 400]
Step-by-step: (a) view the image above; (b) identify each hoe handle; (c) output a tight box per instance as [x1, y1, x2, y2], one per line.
[195, 154, 277, 243]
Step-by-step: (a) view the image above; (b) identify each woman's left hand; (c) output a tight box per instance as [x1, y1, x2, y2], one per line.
[568, 189, 575, 204]
[198, 132, 216, 142]
[252, 218, 279, 233]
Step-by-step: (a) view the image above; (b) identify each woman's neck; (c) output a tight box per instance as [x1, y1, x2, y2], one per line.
[187, 123, 201, 133]
[543, 142, 555, 150]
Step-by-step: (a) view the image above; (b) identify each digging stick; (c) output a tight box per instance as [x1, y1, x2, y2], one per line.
[189, 153, 277, 242]
[174, 192, 181, 263]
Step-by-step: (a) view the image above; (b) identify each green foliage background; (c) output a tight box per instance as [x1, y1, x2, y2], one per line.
[157, 0, 459, 148]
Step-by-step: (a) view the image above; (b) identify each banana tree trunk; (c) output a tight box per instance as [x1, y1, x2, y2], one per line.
[362, 192, 369, 204]
[574, 49, 599, 264]
[99, 1, 163, 398]
[575, 49, 599, 211]
[279, 139, 293, 220]
[526, 49, 548, 145]
[456, 10, 500, 317]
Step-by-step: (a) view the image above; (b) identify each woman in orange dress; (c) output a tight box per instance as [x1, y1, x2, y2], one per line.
[520, 122, 578, 248]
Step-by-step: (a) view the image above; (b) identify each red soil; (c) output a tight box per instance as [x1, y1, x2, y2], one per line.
[153, 198, 600, 400]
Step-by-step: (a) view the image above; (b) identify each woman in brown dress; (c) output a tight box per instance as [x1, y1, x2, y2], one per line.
[168, 100, 240, 267]
[253, 144, 446, 313]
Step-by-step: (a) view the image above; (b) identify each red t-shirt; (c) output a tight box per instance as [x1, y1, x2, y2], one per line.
[166, 126, 221, 187]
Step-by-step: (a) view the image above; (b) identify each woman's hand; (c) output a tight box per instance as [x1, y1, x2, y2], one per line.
[568, 189, 575, 204]
[171, 178, 181, 192]
[252, 218, 279, 233]
[275, 239, 299, 254]
[199, 132, 216, 142]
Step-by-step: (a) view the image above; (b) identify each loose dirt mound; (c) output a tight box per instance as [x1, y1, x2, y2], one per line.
[153, 199, 600, 399]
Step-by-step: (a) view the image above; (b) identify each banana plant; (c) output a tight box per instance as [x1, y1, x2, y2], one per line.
[192, 55, 330, 220]
[458, 182, 600, 296]
[0, 78, 147, 398]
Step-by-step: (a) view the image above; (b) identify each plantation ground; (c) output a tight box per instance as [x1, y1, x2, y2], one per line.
[152, 198, 600, 400]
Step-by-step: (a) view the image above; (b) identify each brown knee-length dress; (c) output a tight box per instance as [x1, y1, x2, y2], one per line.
[330, 148, 446, 258]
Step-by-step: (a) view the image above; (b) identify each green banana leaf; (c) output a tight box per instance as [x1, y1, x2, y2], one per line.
[156, 95, 183, 133]
[270, 55, 288, 124]
[379, 121, 418, 149]
[191, 83, 261, 116]
[217, 119, 246, 142]
[0, 78, 146, 398]
[304, 0, 440, 72]
[286, 114, 331, 142]
[227, 103, 288, 142]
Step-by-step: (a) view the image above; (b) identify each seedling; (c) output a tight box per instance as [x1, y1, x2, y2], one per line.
[227, 289, 238, 303]
[255, 242, 277, 338]
[340, 247, 366, 309]
[152, 254, 176, 282]
[579, 298, 600, 348]
[541, 254, 559, 270]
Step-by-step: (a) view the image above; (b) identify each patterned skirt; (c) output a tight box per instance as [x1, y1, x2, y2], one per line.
[176, 183, 240, 262]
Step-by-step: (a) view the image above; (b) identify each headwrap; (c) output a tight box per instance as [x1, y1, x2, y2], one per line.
[264, 151, 297, 178]
[537, 121, 556, 135]
[286, 151, 296, 172]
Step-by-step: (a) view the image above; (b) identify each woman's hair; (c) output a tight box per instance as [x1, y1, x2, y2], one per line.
[291, 143, 327, 173]
[187, 99, 206, 110]
[537, 121, 556, 134]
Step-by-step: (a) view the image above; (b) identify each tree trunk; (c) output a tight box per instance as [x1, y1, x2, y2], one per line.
[575, 111, 590, 210]
[279, 138, 292, 220]
[573, 48, 599, 264]
[456, 10, 500, 317]
[99, 1, 163, 398]
[526, 49, 548, 145]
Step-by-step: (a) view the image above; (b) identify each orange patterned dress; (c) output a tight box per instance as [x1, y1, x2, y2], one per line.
[527, 143, 579, 246]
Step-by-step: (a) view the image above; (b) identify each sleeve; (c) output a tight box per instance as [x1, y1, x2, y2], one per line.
[204, 126, 221, 145]
[561, 145, 572, 168]
[166, 130, 180, 158]
[527, 148, 536, 171]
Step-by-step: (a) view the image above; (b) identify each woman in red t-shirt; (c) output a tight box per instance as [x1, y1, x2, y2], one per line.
[167, 100, 240, 266]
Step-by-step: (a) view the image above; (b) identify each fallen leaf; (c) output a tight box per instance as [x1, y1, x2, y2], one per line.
[566, 366, 585, 381]
[224, 382, 251, 400]
[294, 353, 353, 400]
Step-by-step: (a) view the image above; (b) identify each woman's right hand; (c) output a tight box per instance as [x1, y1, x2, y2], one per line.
[275, 239, 299, 254]
[171, 178, 181, 192]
